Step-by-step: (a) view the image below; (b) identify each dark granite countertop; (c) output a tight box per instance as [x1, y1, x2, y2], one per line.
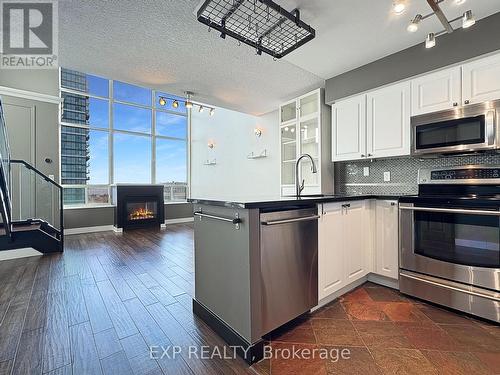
[189, 194, 408, 209]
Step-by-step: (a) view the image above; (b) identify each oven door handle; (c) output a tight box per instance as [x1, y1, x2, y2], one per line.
[400, 206, 500, 216]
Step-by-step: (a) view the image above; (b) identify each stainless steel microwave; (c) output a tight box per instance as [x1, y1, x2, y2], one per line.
[411, 99, 500, 156]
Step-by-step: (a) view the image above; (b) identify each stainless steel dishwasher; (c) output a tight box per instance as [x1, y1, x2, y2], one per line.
[260, 206, 319, 334]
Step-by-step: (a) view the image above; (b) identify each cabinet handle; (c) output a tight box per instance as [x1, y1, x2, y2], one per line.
[361, 154, 366, 157]
[464, 100, 470, 105]
[453, 102, 458, 107]
[390, 202, 396, 206]
[367, 153, 373, 157]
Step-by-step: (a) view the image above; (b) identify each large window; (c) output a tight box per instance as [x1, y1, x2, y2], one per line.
[60, 68, 188, 206]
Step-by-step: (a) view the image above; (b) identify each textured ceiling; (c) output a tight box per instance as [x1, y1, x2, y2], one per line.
[58, 0, 323, 116]
[279, 0, 500, 79]
[59, 0, 500, 115]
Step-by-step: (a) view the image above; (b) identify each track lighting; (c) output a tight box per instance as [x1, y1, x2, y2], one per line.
[185, 100, 193, 109]
[158, 97, 166, 106]
[392, 1, 406, 15]
[425, 33, 436, 49]
[462, 10, 475, 28]
[209, 108, 215, 116]
[199, 106, 204, 113]
[172, 100, 179, 108]
[407, 14, 422, 33]
[157, 92, 214, 115]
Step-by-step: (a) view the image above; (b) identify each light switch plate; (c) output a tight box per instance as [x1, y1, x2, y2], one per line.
[363, 167, 370, 176]
[384, 171, 391, 182]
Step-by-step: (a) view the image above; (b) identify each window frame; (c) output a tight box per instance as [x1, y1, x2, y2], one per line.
[59, 68, 190, 207]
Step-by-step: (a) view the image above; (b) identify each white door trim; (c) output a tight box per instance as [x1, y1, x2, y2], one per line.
[0, 85, 62, 104]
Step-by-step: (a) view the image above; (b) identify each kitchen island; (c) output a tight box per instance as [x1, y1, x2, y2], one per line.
[189, 194, 403, 364]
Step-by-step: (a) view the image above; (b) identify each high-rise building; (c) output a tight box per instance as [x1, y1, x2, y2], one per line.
[60, 69, 90, 204]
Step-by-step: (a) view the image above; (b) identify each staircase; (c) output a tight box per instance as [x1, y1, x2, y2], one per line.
[0, 100, 63, 254]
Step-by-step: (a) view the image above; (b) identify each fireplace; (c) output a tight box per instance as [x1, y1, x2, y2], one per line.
[112, 185, 164, 230]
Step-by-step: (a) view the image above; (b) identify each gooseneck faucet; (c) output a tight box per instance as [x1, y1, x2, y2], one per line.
[295, 154, 317, 197]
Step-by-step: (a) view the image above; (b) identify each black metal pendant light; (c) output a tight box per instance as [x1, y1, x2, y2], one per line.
[197, 0, 315, 59]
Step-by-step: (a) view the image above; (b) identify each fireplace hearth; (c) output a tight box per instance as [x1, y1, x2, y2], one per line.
[112, 185, 164, 230]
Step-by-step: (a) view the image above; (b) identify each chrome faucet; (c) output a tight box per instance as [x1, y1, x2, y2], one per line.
[295, 154, 317, 197]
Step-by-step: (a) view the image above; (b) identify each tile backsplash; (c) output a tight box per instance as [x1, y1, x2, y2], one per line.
[334, 153, 500, 195]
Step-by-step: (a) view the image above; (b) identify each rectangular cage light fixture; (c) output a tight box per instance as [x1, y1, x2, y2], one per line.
[197, 0, 316, 59]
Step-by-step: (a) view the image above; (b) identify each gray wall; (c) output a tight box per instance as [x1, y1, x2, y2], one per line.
[326, 12, 500, 103]
[0, 69, 59, 96]
[64, 202, 193, 229]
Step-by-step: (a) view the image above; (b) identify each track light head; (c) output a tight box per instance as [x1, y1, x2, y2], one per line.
[462, 10, 475, 28]
[407, 14, 422, 33]
[158, 97, 166, 106]
[209, 108, 215, 116]
[393, 1, 406, 15]
[172, 100, 179, 108]
[425, 33, 436, 49]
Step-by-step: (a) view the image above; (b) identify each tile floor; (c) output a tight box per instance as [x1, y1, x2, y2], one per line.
[253, 283, 500, 375]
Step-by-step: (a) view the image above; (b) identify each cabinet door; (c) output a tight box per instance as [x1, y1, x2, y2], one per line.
[411, 67, 461, 116]
[344, 201, 370, 283]
[462, 53, 500, 105]
[331, 95, 366, 162]
[366, 82, 410, 158]
[280, 123, 297, 189]
[280, 98, 297, 124]
[375, 200, 399, 280]
[318, 203, 345, 300]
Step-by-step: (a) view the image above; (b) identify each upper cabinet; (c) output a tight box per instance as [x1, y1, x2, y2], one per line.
[462, 53, 500, 105]
[367, 82, 411, 158]
[411, 67, 461, 116]
[332, 82, 410, 162]
[331, 95, 366, 161]
[279, 89, 333, 196]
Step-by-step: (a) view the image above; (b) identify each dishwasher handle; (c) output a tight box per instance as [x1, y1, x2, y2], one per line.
[261, 215, 320, 226]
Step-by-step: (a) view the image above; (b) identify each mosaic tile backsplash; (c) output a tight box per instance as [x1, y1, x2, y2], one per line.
[334, 153, 500, 195]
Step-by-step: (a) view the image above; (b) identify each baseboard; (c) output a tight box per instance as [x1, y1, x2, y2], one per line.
[65, 225, 115, 235]
[367, 273, 399, 289]
[0, 247, 42, 261]
[314, 276, 368, 310]
[165, 217, 194, 225]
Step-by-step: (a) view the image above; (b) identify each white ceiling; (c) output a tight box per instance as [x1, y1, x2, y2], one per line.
[59, 0, 500, 115]
[280, 0, 500, 79]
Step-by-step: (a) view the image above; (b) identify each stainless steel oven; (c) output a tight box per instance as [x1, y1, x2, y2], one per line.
[411, 99, 500, 156]
[399, 166, 500, 322]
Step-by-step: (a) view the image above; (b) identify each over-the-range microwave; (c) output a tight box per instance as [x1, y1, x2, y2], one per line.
[411, 99, 500, 156]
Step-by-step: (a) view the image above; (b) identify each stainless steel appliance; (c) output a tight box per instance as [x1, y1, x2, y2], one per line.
[260, 206, 319, 333]
[411, 99, 500, 156]
[399, 165, 500, 322]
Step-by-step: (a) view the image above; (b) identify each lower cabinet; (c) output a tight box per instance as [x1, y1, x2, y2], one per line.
[318, 199, 399, 301]
[374, 200, 399, 280]
[318, 200, 371, 300]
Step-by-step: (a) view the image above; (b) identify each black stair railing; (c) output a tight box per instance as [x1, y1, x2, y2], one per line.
[9, 159, 64, 247]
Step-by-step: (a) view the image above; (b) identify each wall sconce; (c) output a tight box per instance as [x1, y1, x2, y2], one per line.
[254, 128, 262, 137]
[208, 141, 215, 149]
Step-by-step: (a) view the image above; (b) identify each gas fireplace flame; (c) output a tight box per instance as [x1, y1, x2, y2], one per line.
[129, 207, 155, 220]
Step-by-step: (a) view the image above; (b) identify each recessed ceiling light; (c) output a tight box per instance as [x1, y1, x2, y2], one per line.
[462, 10, 475, 28]
[393, 1, 406, 15]
[407, 14, 422, 32]
[425, 33, 436, 49]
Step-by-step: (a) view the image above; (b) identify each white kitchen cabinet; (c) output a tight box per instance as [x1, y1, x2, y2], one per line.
[411, 67, 462, 116]
[462, 52, 500, 105]
[366, 81, 411, 159]
[318, 203, 345, 300]
[331, 94, 366, 161]
[279, 88, 333, 196]
[318, 200, 371, 300]
[374, 200, 399, 280]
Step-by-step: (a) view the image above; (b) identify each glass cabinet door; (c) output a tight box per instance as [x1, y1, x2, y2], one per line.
[280, 100, 297, 124]
[281, 124, 296, 185]
[299, 91, 319, 119]
[299, 118, 319, 186]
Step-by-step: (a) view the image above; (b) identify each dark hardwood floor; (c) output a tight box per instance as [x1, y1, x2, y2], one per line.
[0, 224, 498, 375]
[0, 224, 252, 375]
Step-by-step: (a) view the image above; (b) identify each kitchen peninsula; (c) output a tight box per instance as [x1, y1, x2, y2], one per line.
[189, 194, 402, 363]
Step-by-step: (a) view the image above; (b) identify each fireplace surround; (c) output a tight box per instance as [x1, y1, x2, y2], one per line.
[112, 185, 164, 230]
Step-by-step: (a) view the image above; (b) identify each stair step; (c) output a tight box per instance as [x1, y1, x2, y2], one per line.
[12, 223, 42, 232]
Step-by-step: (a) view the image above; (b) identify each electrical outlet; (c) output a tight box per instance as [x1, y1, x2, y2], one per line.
[383, 171, 391, 182]
[363, 167, 370, 176]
